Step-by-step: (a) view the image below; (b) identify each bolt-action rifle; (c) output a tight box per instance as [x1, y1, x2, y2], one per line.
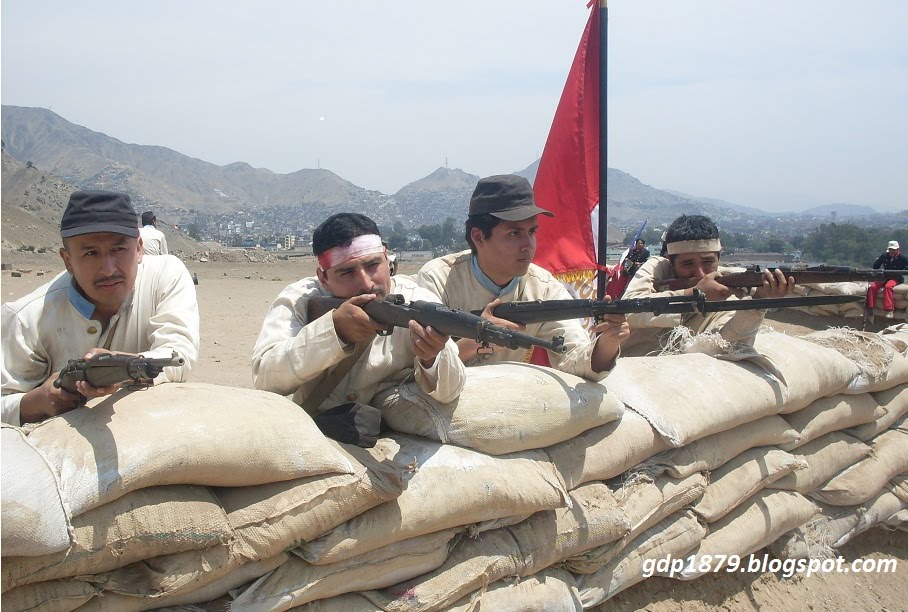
[660, 265, 904, 291]
[53, 351, 185, 395]
[480, 291, 864, 326]
[307, 294, 566, 354]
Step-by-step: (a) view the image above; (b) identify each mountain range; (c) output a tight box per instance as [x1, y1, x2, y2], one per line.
[1, 105, 895, 247]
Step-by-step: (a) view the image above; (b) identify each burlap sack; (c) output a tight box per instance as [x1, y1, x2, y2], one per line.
[71, 555, 287, 612]
[565, 474, 707, 575]
[679, 490, 817, 579]
[373, 363, 623, 455]
[845, 385, 908, 440]
[298, 434, 568, 565]
[24, 383, 354, 517]
[359, 483, 627, 612]
[811, 429, 908, 506]
[889, 473, 908, 504]
[770, 431, 871, 494]
[447, 567, 581, 612]
[1, 425, 73, 557]
[603, 353, 784, 447]
[883, 510, 908, 531]
[642, 415, 800, 478]
[782, 393, 881, 448]
[692, 448, 807, 523]
[215, 440, 410, 562]
[575, 511, 706, 607]
[805, 329, 908, 394]
[2, 485, 232, 593]
[545, 409, 670, 490]
[751, 331, 859, 412]
[230, 530, 460, 610]
[1, 577, 98, 612]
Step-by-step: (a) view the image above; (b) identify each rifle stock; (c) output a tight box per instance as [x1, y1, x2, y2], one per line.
[661, 265, 904, 291]
[487, 292, 864, 326]
[53, 351, 185, 395]
[306, 294, 566, 354]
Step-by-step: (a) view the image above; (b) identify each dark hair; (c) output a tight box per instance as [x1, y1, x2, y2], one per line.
[464, 214, 503, 254]
[141, 211, 156, 225]
[661, 214, 720, 257]
[312, 213, 380, 256]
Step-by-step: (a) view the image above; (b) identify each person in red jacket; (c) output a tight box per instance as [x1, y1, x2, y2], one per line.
[867, 240, 908, 318]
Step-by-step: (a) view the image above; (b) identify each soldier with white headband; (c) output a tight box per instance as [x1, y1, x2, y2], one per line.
[252, 213, 466, 425]
[621, 214, 794, 355]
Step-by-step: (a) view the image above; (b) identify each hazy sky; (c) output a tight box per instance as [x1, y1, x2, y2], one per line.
[2, 1, 906, 212]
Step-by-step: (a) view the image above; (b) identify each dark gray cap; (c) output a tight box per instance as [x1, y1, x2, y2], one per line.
[60, 190, 139, 238]
[468, 174, 554, 221]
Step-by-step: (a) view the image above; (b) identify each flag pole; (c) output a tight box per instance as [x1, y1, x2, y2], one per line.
[596, 0, 609, 299]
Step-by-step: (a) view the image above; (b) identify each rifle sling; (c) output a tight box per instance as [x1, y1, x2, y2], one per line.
[301, 340, 370, 415]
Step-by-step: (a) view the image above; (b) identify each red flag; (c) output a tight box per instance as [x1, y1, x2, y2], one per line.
[533, 1, 601, 284]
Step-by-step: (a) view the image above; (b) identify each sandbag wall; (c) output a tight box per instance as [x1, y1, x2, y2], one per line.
[792, 281, 907, 319]
[1, 324, 906, 611]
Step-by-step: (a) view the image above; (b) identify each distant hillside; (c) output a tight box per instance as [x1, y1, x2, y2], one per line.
[801, 203, 878, 218]
[0, 151, 204, 255]
[393, 167, 479, 226]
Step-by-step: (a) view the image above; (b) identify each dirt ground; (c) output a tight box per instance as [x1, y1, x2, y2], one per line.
[1, 250, 905, 610]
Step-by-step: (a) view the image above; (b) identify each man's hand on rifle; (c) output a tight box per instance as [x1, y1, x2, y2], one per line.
[752, 268, 795, 299]
[407, 321, 450, 368]
[331, 294, 387, 345]
[589, 306, 630, 373]
[691, 272, 734, 301]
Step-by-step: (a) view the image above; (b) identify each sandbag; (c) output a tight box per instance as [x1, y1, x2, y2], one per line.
[679, 490, 817, 579]
[782, 393, 880, 448]
[770, 431, 871, 494]
[230, 530, 460, 611]
[447, 567, 582, 612]
[71, 555, 287, 612]
[1, 425, 73, 557]
[24, 383, 355, 517]
[811, 429, 908, 505]
[642, 415, 800, 478]
[751, 331, 859, 412]
[1, 577, 98, 612]
[889, 473, 908, 504]
[565, 474, 707, 575]
[2, 485, 231, 593]
[692, 448, 807, 523]
[215, 440, 410, 562]
[805, 329, 908, 393]
[603, 353, 785, 447]
[845, 385, 908, 440]
[360, 483, 627, 612]
[545, 409, 670, 490]
[298, 434, 568, 565]
[373, 363, 623, 455]
[575, 511, 706, 607]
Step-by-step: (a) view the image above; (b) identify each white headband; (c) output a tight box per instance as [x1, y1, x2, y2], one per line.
[317, 234, 385, 270]
[666, 239, 722, 256]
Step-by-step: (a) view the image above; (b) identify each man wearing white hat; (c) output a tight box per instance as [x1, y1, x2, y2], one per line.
[867, 240, 908, 318]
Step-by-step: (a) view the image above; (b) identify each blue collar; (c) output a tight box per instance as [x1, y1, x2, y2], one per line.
[67, 278, 96, 320]
[471, 256, 520, 298]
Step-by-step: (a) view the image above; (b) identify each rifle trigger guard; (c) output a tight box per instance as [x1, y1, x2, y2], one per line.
[377, 325, 394, 337]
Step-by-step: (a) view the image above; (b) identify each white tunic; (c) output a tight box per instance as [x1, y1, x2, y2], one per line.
[252, 275, 466, 414]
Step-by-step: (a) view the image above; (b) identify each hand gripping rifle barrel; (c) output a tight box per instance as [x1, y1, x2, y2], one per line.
[307, 294, 566, 354]
[53, 351, 185, 395]
[661, 265, 905, 291]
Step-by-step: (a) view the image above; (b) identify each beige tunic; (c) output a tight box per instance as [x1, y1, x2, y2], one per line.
[252, 275, 466, 414]
[621, 255, 765, 354]
[415, 250, 607, 381]
[1, 255, 200, 425]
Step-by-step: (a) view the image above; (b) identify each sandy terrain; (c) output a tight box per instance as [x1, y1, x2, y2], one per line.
[1, 249, 905, 610]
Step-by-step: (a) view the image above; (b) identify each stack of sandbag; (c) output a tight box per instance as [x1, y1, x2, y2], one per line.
[0, 383, 410, 611]
[5, 325, 906, 611]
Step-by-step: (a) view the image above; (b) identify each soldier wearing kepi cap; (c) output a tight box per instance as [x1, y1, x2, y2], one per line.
[867, 239, 908, 318]
[1, 190, 200, 426]
[416, 174, 628, 379]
